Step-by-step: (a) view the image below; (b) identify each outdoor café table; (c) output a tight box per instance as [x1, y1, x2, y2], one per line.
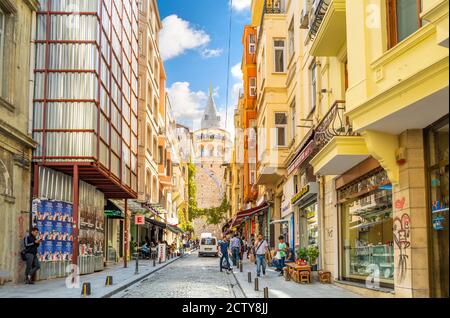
[285, 263, 312, 283]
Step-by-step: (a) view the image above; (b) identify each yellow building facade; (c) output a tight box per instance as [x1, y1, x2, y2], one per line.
[241, 0, 448, 298]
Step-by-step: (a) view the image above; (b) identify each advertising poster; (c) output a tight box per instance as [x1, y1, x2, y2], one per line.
[158, 244, 167, 262]
[32, 199, 74, 262]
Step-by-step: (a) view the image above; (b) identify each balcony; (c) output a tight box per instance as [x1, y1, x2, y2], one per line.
[310, 101, 369, 175]
[308, 0, 347, 57]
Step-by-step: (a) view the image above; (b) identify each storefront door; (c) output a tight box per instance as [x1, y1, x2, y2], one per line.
[426, 116, 449, 298]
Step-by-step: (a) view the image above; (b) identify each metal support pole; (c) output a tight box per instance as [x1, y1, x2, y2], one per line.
[72, 165, 79, 266]
[124, 199, 128, 268]
[254, 277, 259, 291]
[135, 226, 139, 275]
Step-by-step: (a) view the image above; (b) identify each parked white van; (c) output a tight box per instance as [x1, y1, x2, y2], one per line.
[199, 234, 218, 257]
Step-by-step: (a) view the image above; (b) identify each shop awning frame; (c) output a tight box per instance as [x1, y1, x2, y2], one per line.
[231, 202, 269, 227]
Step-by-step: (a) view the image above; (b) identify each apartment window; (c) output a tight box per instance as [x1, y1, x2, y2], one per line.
[153, 137, 158, 159]
[311, 62, 317, 111]
[146, 126, 152, 154]
[274, 40, 285, 73]
[166, 159, 171, 176]
[147, 84, 152, 112]
[290, 99, 296, 141]
[158, 146, 164, 164]
[288, 19, 295, 59]
[249, 34, 256, 54]
[249, 77, 257, 97]
[275, 112, 287, 147]
[154, 97, 158, 118]
[250, 170, 256, 185]
[387, 0, 422, 49]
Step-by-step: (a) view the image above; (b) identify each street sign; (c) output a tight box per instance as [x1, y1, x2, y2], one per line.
[135, 215, 145, 225]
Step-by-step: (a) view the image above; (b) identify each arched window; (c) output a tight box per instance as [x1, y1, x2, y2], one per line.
[146, 170, 152, 201]
[152, 176, 157, 203]
[208, 144, 214, 157]
[200, 145, 205, 157]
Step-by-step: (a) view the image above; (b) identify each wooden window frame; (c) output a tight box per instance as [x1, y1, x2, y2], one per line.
[386, 0, 423, 49]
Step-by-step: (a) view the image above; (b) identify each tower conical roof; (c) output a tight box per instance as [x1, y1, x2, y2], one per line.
[201, 84, 221, 129]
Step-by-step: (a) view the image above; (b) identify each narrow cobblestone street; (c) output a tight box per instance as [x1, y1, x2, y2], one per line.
[113, 252, 235, 298]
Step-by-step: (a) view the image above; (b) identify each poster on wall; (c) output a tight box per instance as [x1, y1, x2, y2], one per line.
[32, 199, 74, 262]
[79, 205, 104, 256]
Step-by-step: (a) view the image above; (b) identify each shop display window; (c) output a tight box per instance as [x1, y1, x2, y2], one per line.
[427, 117, 449, 298]
[340, 169, 394, 287]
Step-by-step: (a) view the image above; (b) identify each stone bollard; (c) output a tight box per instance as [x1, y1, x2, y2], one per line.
[254, 277, 259, 291]
[248, 272, 252, 283]
[81, 282, 91, 296]
[105, 276, 113, 286]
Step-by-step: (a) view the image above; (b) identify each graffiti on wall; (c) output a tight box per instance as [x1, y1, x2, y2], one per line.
[393, 213, 411, 282]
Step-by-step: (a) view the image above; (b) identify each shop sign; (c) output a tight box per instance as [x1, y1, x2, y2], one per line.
[281, 201, 292, 218]
[287, 141, 315, 176]
[158, 243, 166, 262]
[291, 182, 318, 206]
[135, 215, 145, 225]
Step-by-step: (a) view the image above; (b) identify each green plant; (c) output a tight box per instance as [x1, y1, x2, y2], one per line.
[296, 247, 308, 261]
[307, 245, 320, 265]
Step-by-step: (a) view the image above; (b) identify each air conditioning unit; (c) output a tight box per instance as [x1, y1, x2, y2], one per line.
[300, 0, 312, 29]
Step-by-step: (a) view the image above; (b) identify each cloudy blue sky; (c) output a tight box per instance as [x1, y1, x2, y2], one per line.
[157, 0, 251, 133]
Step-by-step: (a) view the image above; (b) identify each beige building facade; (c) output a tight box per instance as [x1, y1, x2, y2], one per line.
[0, 0, 39, 283]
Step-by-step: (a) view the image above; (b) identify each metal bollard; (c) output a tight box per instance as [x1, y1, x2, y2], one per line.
[135, 254, 139, 275]
[239, 261, 243, 272]
[264, 287, 269, 299]
[248, 272, 252, 283]
[105, 276, 113, 286]
[153, 258, 156, 267]
[159, 258, 162, 264]
[81, 282, 91, 296]
[254, 277, 259, 291]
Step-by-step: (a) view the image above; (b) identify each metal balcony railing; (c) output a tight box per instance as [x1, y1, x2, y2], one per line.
[314, 101, 359, 151]
[308, 0, 330, 40]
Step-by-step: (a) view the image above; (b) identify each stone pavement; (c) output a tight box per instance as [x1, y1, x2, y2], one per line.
[0, 250, 195, 298]
[231, 257, 362, 298]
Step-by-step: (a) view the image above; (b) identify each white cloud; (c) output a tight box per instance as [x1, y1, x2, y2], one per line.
[230, 0, 252, 11]
[159, 15, 210, 60]
[201, 48, 223, 58]
[166, 82, 208, 122]
[231, 62, 242, 79]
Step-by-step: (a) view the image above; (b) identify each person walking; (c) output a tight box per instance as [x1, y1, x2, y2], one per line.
[276, 236, 288, 276]
[254, 234, 268, 277]
[230, 234, 241, 267]
[23, 227, 41, 284]
[218, 236, 232, 272]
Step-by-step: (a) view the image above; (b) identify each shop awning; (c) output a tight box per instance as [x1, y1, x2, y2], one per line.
[147, 218, 167, 229]
[104, 200, 124, 219]
[144, 203, 168, 217]
[231, 202, 269, 227]
[167, 224, 184, 234]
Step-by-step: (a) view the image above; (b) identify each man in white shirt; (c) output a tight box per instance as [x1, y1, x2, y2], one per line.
[254, 234, 269, 277]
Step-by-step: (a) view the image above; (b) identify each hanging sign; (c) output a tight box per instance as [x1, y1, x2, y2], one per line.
[135, 215, 145, 225]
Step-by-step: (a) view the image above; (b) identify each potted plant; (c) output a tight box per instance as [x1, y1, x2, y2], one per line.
[296, 247, 308, 265]
[307, 245, 320, 271]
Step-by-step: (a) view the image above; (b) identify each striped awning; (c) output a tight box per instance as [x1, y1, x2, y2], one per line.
[231, 202, 269, 227]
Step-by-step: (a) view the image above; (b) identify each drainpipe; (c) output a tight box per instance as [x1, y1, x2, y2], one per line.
[28, 11, 36, 135]
[319, 175, 326, 270]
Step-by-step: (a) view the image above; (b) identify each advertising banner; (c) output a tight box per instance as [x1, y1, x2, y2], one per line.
[158, 244, 167, 262]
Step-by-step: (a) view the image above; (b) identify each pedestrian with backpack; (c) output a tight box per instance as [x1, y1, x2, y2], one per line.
[22, 227, 41, 284]
[254, 234, 269, 277]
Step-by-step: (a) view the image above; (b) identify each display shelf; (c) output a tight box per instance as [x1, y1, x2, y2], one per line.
[349, 220, 386, 230]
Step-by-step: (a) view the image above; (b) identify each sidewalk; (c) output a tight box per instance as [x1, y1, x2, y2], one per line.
[231, 257, 362, 298]
[0, 250, 195, 298]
